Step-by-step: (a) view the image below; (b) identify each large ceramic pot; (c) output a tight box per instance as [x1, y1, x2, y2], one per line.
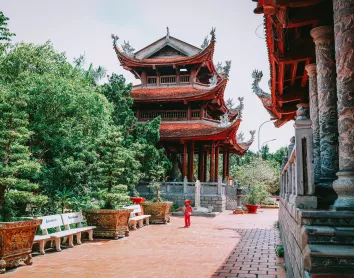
[85, 209, 133, 239]
[245, 204, 259, 214]
[141, 202, 173, 224]
[0, 219, 42, 273]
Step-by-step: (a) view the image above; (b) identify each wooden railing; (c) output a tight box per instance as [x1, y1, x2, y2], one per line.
[160, 75, 176, 85]
[139, 110, 201, 121]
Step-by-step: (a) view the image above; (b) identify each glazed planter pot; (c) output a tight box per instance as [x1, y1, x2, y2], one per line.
[85, 209, 133, 239]
[130, 197, 146, 205]
[245, 204, 259, 214]
[141, 202, 173, 224]
[0, 219, 42, 273]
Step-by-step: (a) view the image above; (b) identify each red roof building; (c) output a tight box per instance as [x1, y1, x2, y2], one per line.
[113, 29, 254, 182]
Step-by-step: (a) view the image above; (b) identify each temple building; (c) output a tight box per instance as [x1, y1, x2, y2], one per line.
[112, 29, 254, 182]
[251, 0, 354, 277]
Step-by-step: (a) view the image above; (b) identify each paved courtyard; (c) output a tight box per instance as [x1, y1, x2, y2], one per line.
[6, 209, 285, 278]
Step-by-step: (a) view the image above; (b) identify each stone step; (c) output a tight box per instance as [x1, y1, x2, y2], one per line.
[306, 244, 354, 275]
[301, 210, 354, 227]
[305, 225, 354, 245]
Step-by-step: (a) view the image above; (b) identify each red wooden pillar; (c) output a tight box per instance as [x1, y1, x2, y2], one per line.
[223, 151, 227, 180]
[203, 150, 208, 182]
[182, 143, 187, 179]
[210, 142, 215, 182]
[198, 145, 205, 182]
[215, 145, 219, 182]
[188, 141, 194, 181]
[226, 151, 230, 178]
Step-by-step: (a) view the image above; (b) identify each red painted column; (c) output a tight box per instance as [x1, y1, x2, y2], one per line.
[210, 142, 215, 182]
[223, 151, 227, 180]
[199, 145, 205, 182]
[188, 141, 195, 182]
[182, 143, 187, 179]
[215, 145, 219, 182]
[203, 150, 208, 182]
[226, 151, 230, 178]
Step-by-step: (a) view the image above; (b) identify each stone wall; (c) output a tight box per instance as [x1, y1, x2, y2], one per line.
[279, 198, 305, 278]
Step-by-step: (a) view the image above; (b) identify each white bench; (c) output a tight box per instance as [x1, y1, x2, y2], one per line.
[124, 205, 151, 230]
[33, 214, 76, 254]
[61, 212, 96, 244]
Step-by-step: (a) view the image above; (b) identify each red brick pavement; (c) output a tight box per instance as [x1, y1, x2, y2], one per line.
[5, 209, 285, 278]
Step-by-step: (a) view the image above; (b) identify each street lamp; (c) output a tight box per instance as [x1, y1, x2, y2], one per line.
[261, 139, 276, 149]
[258, 120, 272, 151]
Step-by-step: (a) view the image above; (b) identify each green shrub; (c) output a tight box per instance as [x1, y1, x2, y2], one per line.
[275, 244, 284, 257]
[244, 184, 269, 205]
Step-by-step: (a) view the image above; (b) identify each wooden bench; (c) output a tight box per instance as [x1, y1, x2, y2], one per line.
[33, 214, 77, 254]
[124, 205, 151, 230]
[61, 212, 96, 244]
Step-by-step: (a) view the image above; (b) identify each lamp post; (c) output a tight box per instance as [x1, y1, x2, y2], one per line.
[261, 139, 276, 149]
[258, 120, 272, 151]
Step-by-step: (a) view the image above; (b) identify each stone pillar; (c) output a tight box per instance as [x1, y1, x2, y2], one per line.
[288, 137, 295, 196]
[289, 106, 317, 209]
[311, 26, 339, 182]
[333, 0, 354, 210]
[311, 26, 339, 208]
[305, 64, 321, 183]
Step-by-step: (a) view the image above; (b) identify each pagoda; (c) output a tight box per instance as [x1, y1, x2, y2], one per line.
[112, 28, 254, 182]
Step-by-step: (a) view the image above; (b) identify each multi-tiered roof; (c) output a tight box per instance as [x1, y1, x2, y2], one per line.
[113, 29, 254, 181]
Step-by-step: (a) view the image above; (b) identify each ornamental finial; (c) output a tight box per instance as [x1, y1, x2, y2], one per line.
[111, 34, 119, 47]
[122, 40, 135, 57]
[166, 26, 170, 39]
[223, 60, 232, 78]
[249, 130, 256, 142]
[236, 97, 244, 119]
[201, 36, 209, 50]
[210, 27, 216, 41]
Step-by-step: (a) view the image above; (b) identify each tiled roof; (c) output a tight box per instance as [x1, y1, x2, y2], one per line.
[159, 120, 251, 155]
[131, 79, 226, 102]
[160, 121, 232, 139]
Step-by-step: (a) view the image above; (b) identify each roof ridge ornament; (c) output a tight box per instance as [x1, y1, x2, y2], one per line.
[201, 35, 209, 50]
[223, 60, 232, 78]
[219, 113, 230, 127]
[216, 62, 223, 73]
[166, 26, 170, 40]
[247, 130, 256, 144]
[237, 131, 245, 142]
[251, 69, 271, 98]
[122, 40, 135, 57]
[111, 34, 119, 47]
[209, 74, 218, 88]
[210, 27, 216, 41]
[235, 97, 244, 119]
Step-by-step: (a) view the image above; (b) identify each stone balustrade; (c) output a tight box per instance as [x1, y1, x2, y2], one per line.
[279, 107, 317, 209]
[136, 177, 226, 212]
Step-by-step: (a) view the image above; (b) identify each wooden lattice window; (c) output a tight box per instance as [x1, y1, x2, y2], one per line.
[180, 75, 190, 83]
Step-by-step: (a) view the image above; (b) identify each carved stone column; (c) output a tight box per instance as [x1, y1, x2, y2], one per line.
[311, 26, 339, 207]
[305, 64, 321, 183]
[333, 0, 354, 210]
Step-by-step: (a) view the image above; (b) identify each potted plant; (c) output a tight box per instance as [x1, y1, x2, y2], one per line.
[244, 184, 269, 214]
[84, 129, 134, 239]
[141, 182, 173, 224]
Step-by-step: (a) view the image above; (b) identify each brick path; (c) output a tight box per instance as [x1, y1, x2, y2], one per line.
[5, 209, 285, 278]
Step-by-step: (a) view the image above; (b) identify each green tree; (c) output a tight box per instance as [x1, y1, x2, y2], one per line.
[0, 11, 15, 54]
[94, 127, 138, 208]
[0, 86, 47, 220]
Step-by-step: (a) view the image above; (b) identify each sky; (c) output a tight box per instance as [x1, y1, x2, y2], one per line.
[2, 0, 295, 152]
